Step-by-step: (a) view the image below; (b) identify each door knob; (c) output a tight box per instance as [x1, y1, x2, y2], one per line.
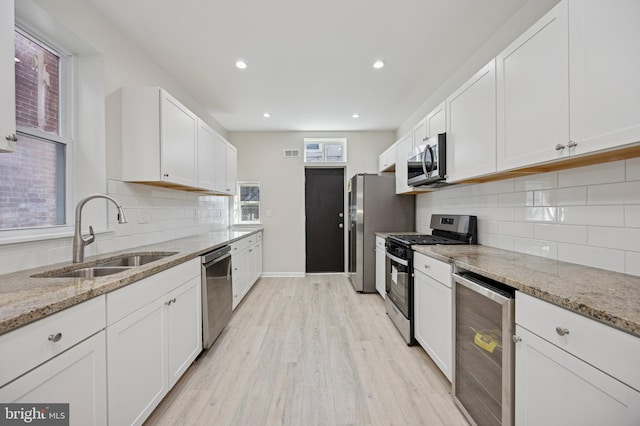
[338, 212, 344, 218]
[338, 223, 344, 228]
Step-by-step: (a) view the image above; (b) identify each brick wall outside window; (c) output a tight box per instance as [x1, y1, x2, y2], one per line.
[0, 31, 64, 230]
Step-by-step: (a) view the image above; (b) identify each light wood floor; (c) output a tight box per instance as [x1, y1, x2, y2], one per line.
[144, 275, 469, 426]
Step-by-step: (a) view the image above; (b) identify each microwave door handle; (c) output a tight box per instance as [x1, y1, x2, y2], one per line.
[421, 146, 430, 178]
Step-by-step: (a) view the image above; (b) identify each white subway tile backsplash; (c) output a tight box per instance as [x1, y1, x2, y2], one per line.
[514, 172, 557, 191]
[513, 237, 557, 259]
[588, 227, 640, 252]
[513, 207, 557, 222]
[626, 157, 640, 182]
[533, 224, 587, 245]
[534, 187, 586, 206]
[625, 251, 640, 277]
[557, 243, 625, 272]
[625, 205, 640, 228]
[497, 221, 533, 238]
[558, 160, 625, 188]
[558, 205, 624, 226]
[498, 192, 533, 207]
[588, 181, 640, 205]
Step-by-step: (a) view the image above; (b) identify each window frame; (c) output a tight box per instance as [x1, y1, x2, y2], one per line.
[234, 181, 261, 225]
[303, 138, 347, 163]
[0, 25, 74, 238]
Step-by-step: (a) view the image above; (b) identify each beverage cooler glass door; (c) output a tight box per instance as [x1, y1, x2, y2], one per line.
[454, 273, 514, 426]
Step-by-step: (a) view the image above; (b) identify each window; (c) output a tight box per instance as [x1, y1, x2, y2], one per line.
[303, 138, 347, 163]
[234, 182, 261, 224]
[0, 29, 70, 230]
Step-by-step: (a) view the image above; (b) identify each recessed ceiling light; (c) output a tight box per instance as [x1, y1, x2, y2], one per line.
[235, 60, 247, 69]
[352, 113, 360, 119]
[263, 112, 271, 118]
[373, 60, 385, 69]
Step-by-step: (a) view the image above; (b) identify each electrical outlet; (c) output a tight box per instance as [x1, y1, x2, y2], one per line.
[138, 209, 150, 224]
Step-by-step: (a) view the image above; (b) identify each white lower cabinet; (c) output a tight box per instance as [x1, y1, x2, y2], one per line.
[515, 292, 640, 425]
[413, 252, 452, 381]
[231, 232, 263, 310]
[375, 236, 386, 298]
[0, 331, 107, 426]
[106, 259, 202, 426]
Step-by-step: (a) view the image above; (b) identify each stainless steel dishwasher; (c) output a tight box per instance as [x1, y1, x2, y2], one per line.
[453, 270, 515, 426]
[201, 245, 232, 349]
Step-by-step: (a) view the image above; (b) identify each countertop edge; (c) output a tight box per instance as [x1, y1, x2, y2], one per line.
[0, 228, 263, 335]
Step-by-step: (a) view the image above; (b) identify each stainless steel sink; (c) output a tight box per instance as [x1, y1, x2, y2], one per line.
[50, 266, 133, 278]
[31, 251, 177, 278]
[96, 253, 176, 267]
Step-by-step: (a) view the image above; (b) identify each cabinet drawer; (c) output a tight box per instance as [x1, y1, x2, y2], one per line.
[231, 237, 252, 254]
[516, 292, 640, 391]
[106, 259, 200, 326]
[413, 252, 452, 287]
[0, 295, 106, 387]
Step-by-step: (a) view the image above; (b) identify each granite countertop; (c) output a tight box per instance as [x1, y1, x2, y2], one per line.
[0, 228, 263, 335]
[412, 244, 640, 338]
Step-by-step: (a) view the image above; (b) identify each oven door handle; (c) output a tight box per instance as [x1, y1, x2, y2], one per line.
[385, 251, 409, 267]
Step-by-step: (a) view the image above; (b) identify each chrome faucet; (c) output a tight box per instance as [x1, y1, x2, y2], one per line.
[73, 194, 128, 263]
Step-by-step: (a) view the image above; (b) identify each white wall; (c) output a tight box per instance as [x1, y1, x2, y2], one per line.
[416, 158, 640, 277]
[0, 0, 231, 275]
[397, 0, 559, 138]
[230, 131, 394, 275]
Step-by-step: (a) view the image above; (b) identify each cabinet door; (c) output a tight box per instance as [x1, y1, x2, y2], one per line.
[412, 117, 428, 148]
[426, 102, 446, 139]
[0, 332, 107, 426]
[446, 60, 497, 183]
[107, 298, 167, 426]
[160, 90, 197, 187]
[569, 0, 640, 155]
[0, 0, 16, 153]
[497, 1, 569, 171]
[226, 142, 238, 195]
[395, 133, 413, 194]
[213, 133, 227, 193]
[196, 119, 216, 191]
[515, 325, 640, 425]
[413, 271, 452, 381]
[378, 144, 396, 173]
[232, 248, 249, 310]
[167, 276, 202, 388]
[375, 237, 386, 298]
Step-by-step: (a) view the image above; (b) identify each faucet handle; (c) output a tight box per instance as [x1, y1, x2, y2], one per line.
[84, 226, 96, 245]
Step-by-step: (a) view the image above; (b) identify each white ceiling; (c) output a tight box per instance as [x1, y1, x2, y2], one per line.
[88, 0, 528, 132]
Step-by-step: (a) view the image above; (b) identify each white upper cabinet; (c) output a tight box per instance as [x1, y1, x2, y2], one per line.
[378, 143, 396, 173]
[446, 60, 497, 183]
[395, 132, 414, 194]
[213, 132, 227, 193]
[226, 142, 238, 196]
[122, 87, 197, 188]
[0, 0, 17, 153]
[569, 0, 640, 155]
[196, 119, 216, 191]
[412, 117, 428, 148]
[426, 102, 446, 138]
[496, 1, 569, 171]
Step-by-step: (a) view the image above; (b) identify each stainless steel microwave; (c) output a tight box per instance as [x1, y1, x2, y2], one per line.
[407, 133, 447, 187]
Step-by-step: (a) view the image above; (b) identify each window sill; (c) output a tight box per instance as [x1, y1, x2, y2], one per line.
[0, 227, 113, 246]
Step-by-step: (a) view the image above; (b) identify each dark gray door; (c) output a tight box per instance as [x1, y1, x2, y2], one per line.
[305, 168, 345, 273]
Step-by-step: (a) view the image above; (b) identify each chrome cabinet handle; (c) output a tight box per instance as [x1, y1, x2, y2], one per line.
[423, 264, 430, 269]
[165, 298, 177, 306]
[48, 332, 63, 342]
[163, 173, 169, 178]
[5, 134, 18, 142]
[567, 141, 578, 148]
[555, 143, 566, 151]
[555, 326, 570, 336]
[512, 335, 522, 343]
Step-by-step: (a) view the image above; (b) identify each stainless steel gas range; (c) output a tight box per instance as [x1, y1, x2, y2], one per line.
[384, 214, 477, 345]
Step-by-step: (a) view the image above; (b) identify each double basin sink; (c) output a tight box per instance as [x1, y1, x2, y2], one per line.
[32, 252, 178, 279]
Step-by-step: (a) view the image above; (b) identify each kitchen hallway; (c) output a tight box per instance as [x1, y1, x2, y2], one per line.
[144, 275, 468, 425]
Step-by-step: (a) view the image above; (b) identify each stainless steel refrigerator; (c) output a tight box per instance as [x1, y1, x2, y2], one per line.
[348, 173, 415, 293]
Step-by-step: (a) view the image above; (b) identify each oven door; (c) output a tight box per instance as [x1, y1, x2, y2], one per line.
[385, 250, 410, 318]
